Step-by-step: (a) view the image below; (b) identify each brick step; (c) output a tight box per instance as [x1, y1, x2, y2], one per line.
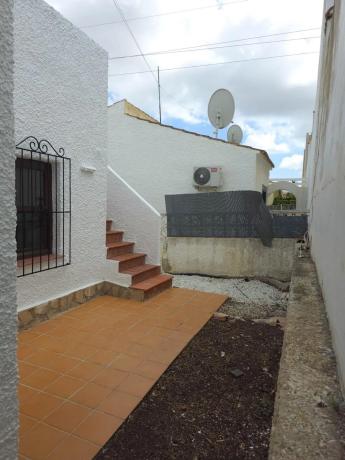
[107, 241, 134, 257]
[106, 230, 123, 244]
[121, 264, 161, 284]
[109, 252, 146, 270]
[106, 220, 112, 232]
[131, 274, 173, 294]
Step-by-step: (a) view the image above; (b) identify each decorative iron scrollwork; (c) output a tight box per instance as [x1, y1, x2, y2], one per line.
[16, 136, 65, 157]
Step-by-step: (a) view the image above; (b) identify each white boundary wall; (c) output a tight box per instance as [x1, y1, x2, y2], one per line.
[107, 166, 161, 265]
[107, 101, 272, 214]
[14, 0, 108, 311]
[307, 0, 345, 392]
[0, 0, 18, 456]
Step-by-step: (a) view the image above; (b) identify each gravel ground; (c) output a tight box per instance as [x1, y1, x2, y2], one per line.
[173, 274, 288, 319]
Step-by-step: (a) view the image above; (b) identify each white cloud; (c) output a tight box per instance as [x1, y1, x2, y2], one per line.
[45, 0, 323, 169]
[279, 154, 304, 171]
[245, 131, 290, 154]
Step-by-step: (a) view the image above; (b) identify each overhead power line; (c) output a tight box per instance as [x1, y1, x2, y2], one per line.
[109, 35, 320, 60]
[110, 0, 157, 83]
[110, 0, 194, 120]
[108, 51, 319, 77]
[81, 0, 248, 29]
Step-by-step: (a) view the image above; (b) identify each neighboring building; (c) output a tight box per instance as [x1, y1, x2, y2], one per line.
[0, 0, 18, 456]
[306, 0, 345, 392]
[107, 100, 274, 214]
[14, 0, 108, 311]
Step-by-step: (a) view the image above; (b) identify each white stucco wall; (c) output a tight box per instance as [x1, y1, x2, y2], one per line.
[108, 102, 271, 214]
[307, 0, 345, 392]
[256, 154, 271, 192]
[0, 0, 18, 456]
[14, 0, 108, 311]
[107, 167, 161, 266]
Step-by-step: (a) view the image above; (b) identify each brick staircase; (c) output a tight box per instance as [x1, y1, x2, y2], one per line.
[106, 220, 173, 300]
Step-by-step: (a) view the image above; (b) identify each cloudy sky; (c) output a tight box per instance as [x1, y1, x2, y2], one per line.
[46, 0, 323, 178]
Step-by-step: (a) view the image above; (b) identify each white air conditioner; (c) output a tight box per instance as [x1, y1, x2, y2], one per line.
[193, 166, 222, 188]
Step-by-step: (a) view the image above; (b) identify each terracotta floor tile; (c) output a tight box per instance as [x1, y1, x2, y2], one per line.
[45, 375, 85, 399]
[117, 373, 154, 398]
[92, 368, 128, 389]
[31, 321, 58, 335]
[38, 336, 66, 354]
[134, 360, 168, 380]
[47, 435, 99, 460]
[18, 362, 38, 379]
[84, 334, 109, 349]
[110, 354, 142, 372]
[19, 413, 38, 437]
[147, 326, 172, 338]
[63, 343, 98, 360]
[22, 368, 60, 391]
[26, 350, 61, 368]
[133, 333, 164, 348]
[98, 390, 141, 419]
[20, 422, 66, 460]
[148, 348, 180, 365]
[44, 401, 91, 433]
[18, 330, 42, 345]
[17, 344, 36, 361]
[70, 382, 112, 409]
[88, 349, 119, 366]
[17, 292, 225, 452]
[126, 342, 153, 360]
[20, 391, 63, 420]
[44, 354, 81, 374]
[18, 385, 40, 405]
[106, 338, 131, 353]
[66, 362, 103, 381]
[74, 411, 123, 446]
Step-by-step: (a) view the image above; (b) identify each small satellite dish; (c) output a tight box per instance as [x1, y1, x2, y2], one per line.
[208, 89, 235, 137]
[227, 124, 243, 144]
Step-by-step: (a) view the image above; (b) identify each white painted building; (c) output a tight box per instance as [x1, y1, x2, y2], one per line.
[14, 0, 108, 311]
[306, 0, 345, 392]
[107, 100, 274, 215]
[0, 0, 18, 456]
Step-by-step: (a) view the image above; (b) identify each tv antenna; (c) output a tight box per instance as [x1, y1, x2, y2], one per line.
[208, 88, 235, 138]
[227, 124, 243, 144]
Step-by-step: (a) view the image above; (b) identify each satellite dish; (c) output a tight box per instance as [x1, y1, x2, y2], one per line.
[208, 89, 235, 137]
[227, 124, 243, 144]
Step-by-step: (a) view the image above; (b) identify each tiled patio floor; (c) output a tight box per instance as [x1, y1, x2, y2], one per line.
[18, 288, 227, 460]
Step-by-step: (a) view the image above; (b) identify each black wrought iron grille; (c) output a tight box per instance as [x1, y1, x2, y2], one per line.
[15, 136, 71, 277]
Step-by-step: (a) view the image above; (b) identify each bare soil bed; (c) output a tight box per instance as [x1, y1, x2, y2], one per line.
[96, 318, 284, 460]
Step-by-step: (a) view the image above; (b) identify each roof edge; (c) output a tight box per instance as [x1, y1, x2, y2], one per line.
[123, 111, 274, 168]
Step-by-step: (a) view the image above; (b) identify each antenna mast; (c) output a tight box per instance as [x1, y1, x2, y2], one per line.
[157, 66, 162, 124]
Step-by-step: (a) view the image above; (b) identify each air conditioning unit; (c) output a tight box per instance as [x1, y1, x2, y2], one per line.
[193, 167, 222, 188]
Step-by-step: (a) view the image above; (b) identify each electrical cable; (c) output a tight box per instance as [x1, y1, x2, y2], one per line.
[109, 51, 319, 77]
[109, 35, 320, 60]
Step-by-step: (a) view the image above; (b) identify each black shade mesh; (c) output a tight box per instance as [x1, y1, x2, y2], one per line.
[165, 191, 307, 247]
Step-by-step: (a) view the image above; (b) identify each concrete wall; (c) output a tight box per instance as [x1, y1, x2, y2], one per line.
[307, 0, 345, 392]
[163, 237, 296, 281]
[108, 101, 272, 214]
[14, 0, 108, 311]
[0, 0, 18, 457]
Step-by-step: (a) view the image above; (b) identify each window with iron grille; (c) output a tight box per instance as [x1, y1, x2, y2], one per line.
[15, 136, 71, 277]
